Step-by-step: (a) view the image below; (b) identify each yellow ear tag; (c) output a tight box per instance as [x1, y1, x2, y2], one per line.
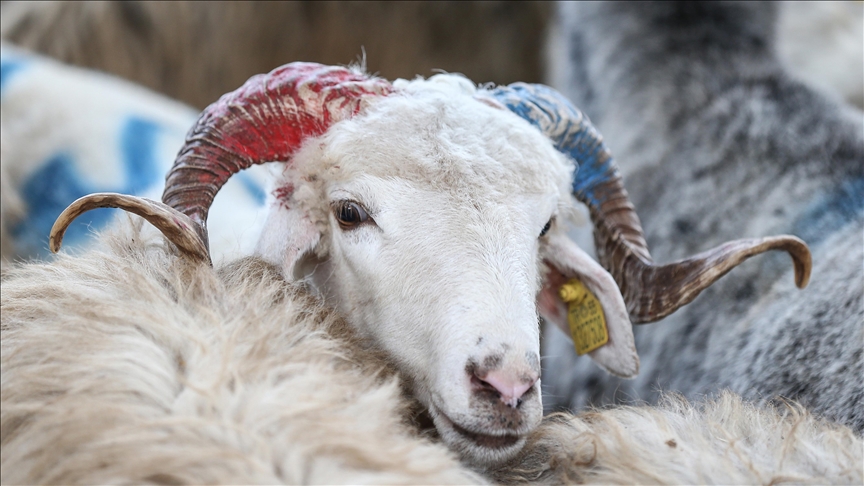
[558, 278, 609, 355]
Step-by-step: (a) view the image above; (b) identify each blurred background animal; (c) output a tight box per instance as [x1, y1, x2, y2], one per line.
[0, 44, 270, 263]
[541, 1, 863, 432]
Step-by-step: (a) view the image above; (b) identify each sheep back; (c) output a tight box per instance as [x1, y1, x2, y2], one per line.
[0, 221, 480, 485]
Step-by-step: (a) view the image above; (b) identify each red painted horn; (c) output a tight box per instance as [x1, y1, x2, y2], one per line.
[164, 62, 393, 247]
[50, 63, 393, 261]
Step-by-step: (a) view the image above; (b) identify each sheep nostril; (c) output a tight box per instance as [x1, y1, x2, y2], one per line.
[470, 374, 498, 393]
[470, 368, 537, 408]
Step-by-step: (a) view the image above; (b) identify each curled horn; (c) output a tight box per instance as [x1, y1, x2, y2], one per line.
[50, 193, 209, 261]
[491, 83, 812, 323]
[50, 63, 393, 261]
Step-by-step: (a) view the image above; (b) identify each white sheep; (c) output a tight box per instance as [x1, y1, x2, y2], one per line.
[2, 225, 860, 484]
[544, 2, 864, 433]
[0, 43, 270, 264]
[42, 61, 812, 467]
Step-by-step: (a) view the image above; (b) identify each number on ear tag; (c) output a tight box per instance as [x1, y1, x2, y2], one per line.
[558, 279, 609, 355]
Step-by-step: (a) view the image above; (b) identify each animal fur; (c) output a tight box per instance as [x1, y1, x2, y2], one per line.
[0, 121, 24, 264]
[0, 222, 480, 485]
[0, 43, 270, 263]
[543, 1, 864, 431]
[776, 1, 864, 109]
[3, 224, 861, 484]
[499, 391, 863, 485]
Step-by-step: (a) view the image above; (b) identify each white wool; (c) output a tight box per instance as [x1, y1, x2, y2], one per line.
[3, 225, 861, 484]
[0, 121, 24, 264]
[498, 391, 864, 485]
[0, 223, 481, 485]
[393, 73, 478, 96]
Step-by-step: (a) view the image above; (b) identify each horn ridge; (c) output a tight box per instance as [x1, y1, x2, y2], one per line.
[162, 62, 393, 246]
[491, 83, 812, 322]
[49, 193, 210, 263]
[490, 83, 653, 260]
[623, 236, 812, 323]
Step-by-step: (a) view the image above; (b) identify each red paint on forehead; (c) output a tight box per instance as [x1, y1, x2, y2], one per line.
[163, 62, 393, 226]
[199, 63, 393, 166]
[273, 184, 295, 209]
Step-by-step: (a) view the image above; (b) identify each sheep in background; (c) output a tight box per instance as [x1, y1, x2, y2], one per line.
[545, 2, 864, 112]
[0, 43, 270, 263]
[776, 1, 864, 109]
[543, 1, 863, 432]
[0, 122, 24, 267]
[3, 225, 860, 484]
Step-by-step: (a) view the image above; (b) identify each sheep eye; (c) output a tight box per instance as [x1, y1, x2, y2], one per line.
[539, 219, 552, 237]
[335, 201, 369, 229]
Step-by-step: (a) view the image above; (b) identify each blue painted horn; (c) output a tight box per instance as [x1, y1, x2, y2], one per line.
[491, 83, 812, 323]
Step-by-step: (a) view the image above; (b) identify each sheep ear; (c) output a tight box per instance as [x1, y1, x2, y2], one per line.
[539, 231, 639, 378]
[254, 203, 321, 281]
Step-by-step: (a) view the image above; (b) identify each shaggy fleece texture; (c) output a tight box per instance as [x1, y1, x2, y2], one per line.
[542, 0, 864, 434]
[0, 222, 481, 485]
[499, 391, 863, 485]
[3, 224, 862, 484]
[0, 122, 23, 265]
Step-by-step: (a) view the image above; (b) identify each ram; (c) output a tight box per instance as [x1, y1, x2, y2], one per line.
[31, 61, 811, 468]
[3, 227, 860, 484]
[543, 1, 864, 432]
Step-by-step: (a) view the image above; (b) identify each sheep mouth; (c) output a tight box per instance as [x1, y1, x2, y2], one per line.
[433, 409, 524, 451]
[450, 421, 521, 449]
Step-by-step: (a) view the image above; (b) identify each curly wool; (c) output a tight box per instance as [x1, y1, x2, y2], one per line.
[499, 391, 863, 485]
[0, 222, 480, 485]
[543, 1, 864, 434]
[3, 223, 861, 484]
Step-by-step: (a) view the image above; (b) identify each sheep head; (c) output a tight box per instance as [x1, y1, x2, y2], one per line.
[49, 63, 812, 468]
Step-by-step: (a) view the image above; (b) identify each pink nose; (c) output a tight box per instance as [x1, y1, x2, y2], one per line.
[475, 369, 538, 408]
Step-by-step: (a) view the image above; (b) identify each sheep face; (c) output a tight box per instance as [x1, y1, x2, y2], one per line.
[256, 81, 576, 467]
[44, 63, 815, 467]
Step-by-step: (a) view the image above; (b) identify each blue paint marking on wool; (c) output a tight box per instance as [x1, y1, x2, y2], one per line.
[0, 58, 29, 96]
[121, 116, 162, 193]
[792, 177, 864, 246]
[490, 83, 618, 208]
[11, 116, 165, 257]
[505, 101, 539, 130]
[236, 172, 267, 206]
[11, 153, 110, 257]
